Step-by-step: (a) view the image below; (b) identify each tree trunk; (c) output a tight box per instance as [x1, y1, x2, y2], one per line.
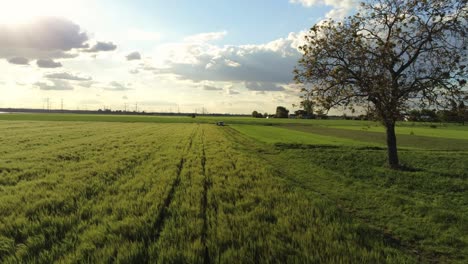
[384, 121, 399, 169]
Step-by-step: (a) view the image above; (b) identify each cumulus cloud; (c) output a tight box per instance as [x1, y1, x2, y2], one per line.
[45, 72, 92, 81]
[245, 82, 285, 91]
[104, 81, 132, 91]
[84, 41, 117, 52]
[150, 31, 305, 84]
[225, 87, 240, 95]
[7, 57, 29, 65]
[79, 81, 95, 88]
[0, 17, 119, 62]
[37, 59, 62, 68]
[0, 17, 89, 59]
[35, 79, 74, 91]
[126, 51, 141, 61]
[184, 31, 227, 43]
[290, 0, 357, 19]
[203, 85, 223, 91]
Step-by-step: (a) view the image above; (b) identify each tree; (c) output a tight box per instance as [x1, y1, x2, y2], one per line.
[300, 90, 315, 117]
[294, 0, 467, 169]
[276, 106, 289, 118]
[458, 101, 467, 125]
[252, 110, 263, 118]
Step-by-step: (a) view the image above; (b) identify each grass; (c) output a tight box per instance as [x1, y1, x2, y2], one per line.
[229, 123, 468, 263]
[279, 124, 468, 150]
[230, 124, 370, 146]
[329, 124, 468, 140]
[0, 115, 466, 263]
[266, 145, 468, 262]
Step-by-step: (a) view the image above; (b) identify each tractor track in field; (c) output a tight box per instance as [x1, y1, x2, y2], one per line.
[145, 126, 198, 251]
[200, 128, 211, 264]
[149, 157, 184, 242]
[44, 126, 177, 262]
[136, 126, 198, 263]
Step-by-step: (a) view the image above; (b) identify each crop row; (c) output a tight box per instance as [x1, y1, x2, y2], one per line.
[0, 121, 416, 263]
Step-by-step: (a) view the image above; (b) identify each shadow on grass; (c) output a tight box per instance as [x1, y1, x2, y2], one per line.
[392, 164, 425, 172]
[274, 143, 340, 150]
[274, 143, 387, 151]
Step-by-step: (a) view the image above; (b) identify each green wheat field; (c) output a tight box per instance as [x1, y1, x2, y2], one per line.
[0, 113, 467, 263]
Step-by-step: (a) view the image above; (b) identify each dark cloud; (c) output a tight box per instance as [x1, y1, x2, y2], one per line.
[104, 81, 132, 91]
[0, 17, 89, 59]
[7, 57, 29, 65]
[45, 72, 92, 81]
[126, 51, 141, 60]
[245, 82, 284, 91]
[35, 80, 73, 91]
[37, 59, 62, 68]
[85, 41, 117, 52]
[203, 85, 223, 91]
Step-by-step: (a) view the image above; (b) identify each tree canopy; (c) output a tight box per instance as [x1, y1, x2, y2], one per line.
[276, 106, 290, 118]
[294, 0, 467, 168]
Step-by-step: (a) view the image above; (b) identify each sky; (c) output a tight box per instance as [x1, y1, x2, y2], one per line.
[0, 0, 358, 114]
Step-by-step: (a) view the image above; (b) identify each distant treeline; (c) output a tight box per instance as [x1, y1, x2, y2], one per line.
[0, 108, 250, 117]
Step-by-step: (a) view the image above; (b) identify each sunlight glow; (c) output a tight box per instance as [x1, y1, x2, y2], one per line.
[0, 0, 82, 24]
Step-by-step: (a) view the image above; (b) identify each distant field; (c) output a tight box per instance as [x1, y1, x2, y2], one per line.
[329, 124, 468, 140]
[276, 124, 468, 150]
[0, 113, 367, 125]
[0, 116, 467, 263]
[229, 121, 468, 150]
[230, 124, 372, 146]
[0, 112, 465, 128]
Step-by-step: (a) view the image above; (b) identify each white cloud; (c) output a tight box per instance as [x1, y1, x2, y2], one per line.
[225, 87, 240, 95]
[84, 41, 117, 52]
[203, 85, 223, 91]
[45, 72, 92, 81]
[7, 57, 29, 65]
[147, 31, 306, 84]
[245, 82, 285, 91]
[184, 31, 227, 43]
[290, 0, 357, 19]
[35, 79, 74, 91]
[126, 51, 141, 61]
[78, 81, 95, 88]
[0, 17, 88, 59]
[103, 81, 132, 91]
[37, 59, 62, 68]
[0, 17, 118, 63]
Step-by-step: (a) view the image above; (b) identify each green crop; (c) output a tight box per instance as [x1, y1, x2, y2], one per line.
[0, 118, 466, 263]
